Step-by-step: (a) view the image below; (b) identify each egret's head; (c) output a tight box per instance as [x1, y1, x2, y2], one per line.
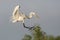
[31, 12, 40, 18]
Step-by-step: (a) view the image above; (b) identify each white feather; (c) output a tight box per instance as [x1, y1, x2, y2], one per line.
[11, 5, 39, 23]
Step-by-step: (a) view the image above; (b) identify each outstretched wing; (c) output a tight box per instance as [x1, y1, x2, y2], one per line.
[12, 5, 20, 17]
[12, 5, 20, 20]
[11, 5, 20, 23]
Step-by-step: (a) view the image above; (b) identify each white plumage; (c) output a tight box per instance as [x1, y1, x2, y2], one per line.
[11, 5, 39, 23]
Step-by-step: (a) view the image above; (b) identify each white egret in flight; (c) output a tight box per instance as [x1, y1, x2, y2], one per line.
[11, 5, 39, 23]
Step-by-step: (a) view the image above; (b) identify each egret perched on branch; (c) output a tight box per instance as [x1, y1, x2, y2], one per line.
[11, 5, 39, 23]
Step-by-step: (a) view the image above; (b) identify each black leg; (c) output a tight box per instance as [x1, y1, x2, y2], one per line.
[23, 23, 34, 30]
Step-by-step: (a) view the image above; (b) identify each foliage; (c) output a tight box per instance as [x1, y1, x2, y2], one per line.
[55, 36, 60, 40]
[22, 25, 60, 40]
[32, 25, 43, 40]
[22, 34, 32, 40]
[48, 35, 55, 40]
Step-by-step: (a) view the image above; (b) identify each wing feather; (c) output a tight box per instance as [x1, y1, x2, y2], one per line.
[13, 5, 20, 16]
[12, 5, 20, 20]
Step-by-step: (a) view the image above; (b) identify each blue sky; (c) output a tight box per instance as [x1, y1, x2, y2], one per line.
[0, 0, 60, 40]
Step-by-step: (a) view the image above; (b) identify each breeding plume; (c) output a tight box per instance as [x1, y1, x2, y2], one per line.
[11, 5, 39, 23]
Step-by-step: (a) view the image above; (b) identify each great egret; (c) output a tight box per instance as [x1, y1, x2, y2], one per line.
[11, 5, 39, 23]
